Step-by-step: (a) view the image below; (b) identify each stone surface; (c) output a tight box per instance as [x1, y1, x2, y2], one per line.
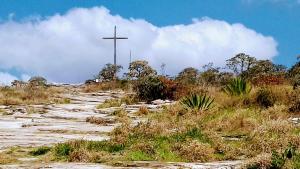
[0, 88, 242, 168]
[0, 161, 242, 169]
[0, 91, 118, 150]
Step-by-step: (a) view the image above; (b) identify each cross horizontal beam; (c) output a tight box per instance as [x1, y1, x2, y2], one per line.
[102, 37, 128, 39]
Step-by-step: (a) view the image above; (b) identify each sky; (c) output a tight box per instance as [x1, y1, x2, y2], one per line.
[0, 0, 299, 84]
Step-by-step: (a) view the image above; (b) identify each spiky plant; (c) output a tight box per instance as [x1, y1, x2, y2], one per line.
[180, 94, 214, 111]
[223, 78, 252, 96]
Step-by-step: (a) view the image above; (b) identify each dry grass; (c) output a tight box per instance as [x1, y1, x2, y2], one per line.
[86, 116, 115, 126]
[0, 153, 18, 164]
[82, 81, 129, 93]
[0, 86, 67, 105]
[29, 84, 299, 166]
[135, 106, 150, 116]
[97, 99, 123, 109]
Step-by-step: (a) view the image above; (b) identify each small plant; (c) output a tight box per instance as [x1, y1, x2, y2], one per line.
[180, 94, 214, 111]
[223, 78, 252, 96]
[135, 106, 150, 116]
[29, 146, 51, 156]
[54, 143, 73, 158]
[97, 99, 122, 109]
[256, 88, 276, 108]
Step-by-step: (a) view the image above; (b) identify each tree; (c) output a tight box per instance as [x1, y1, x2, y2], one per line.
[247, 60, 286, 76]
[28, 76, 47, 86]
[98, 63, 123, 81]
[176, 67, 198, 85]
[126, 60, 157, 79]
[199, 63, 220, 85]
[289, 56, 300, 89]
[226, 53, 256, 75]
[245, 60, 286, 85]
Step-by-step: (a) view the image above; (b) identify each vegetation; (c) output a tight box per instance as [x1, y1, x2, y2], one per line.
[98, 63, 123, 81]
[97, 99, 123, 109]
[28, 76, 47, 86]
[0, 85, 67, 105]
[222, 78, 252, 96]
[255, 88, 276, 108]
[2, 54, 300, 167]
[180, 94, 214, 111]
[126, 60, 157, 79]
[29, 146, 51, 156]
[133, 76, 177, 102]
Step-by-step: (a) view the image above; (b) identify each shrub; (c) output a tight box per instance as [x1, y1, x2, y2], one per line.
[133, 76, 164, 102]
[288, 90, 300, 113]
[28, 76, 47, 86]
[133, 76, 178, 102]
[180, 94, 214, 111]
[223, 78, 252, 96]
[245, 144, 298, 169]
[252, 74, 286, 86]
[159, 76, 178, 100]
[255, 88, 276, 108]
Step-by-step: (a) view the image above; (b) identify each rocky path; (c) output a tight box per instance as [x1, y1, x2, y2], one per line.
[0, 91, 120, 151]
[0, 89, 242, 169]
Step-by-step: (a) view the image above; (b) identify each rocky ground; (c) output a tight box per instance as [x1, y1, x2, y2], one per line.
[0, 87, 242, 169]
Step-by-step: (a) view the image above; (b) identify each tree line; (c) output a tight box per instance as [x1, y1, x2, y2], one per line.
[94, 53, 300, 89]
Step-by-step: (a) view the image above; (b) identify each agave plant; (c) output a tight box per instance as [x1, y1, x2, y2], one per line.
[180, 94, 214, 111]
[223, 78, 252, 96]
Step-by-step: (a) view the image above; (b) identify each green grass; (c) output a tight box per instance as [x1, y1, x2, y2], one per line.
[127, 151, 153, 161]
[54, 143, 73, 158]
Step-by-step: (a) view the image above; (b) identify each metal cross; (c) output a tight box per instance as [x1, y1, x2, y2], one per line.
[103, 26, 128, 79]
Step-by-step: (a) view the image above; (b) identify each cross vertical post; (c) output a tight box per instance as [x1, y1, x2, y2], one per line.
[102, 26, 128, 80]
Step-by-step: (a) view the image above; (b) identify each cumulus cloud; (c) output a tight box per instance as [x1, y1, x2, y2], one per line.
[0, 72, 18, 85]
[0, 7, 278, 83]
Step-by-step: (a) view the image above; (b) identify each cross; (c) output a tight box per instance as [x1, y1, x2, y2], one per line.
[103, 26, 128, 79]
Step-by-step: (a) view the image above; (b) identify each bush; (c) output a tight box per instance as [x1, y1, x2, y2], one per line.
[28, 76, 47, 86]
[133, 76, 178, 102]
[255, 88, 276, 108]
[288, 89, 300, 113]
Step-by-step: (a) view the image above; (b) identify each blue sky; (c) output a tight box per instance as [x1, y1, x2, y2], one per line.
[0, 0, 299, 66]
[0, 0, 298, 83]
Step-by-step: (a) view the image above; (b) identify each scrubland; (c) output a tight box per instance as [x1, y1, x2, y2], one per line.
[1, 55, 300, 168]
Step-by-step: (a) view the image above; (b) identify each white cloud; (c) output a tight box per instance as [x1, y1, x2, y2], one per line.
[0, 72, 18, 86]
[0, 7, 278, 83]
